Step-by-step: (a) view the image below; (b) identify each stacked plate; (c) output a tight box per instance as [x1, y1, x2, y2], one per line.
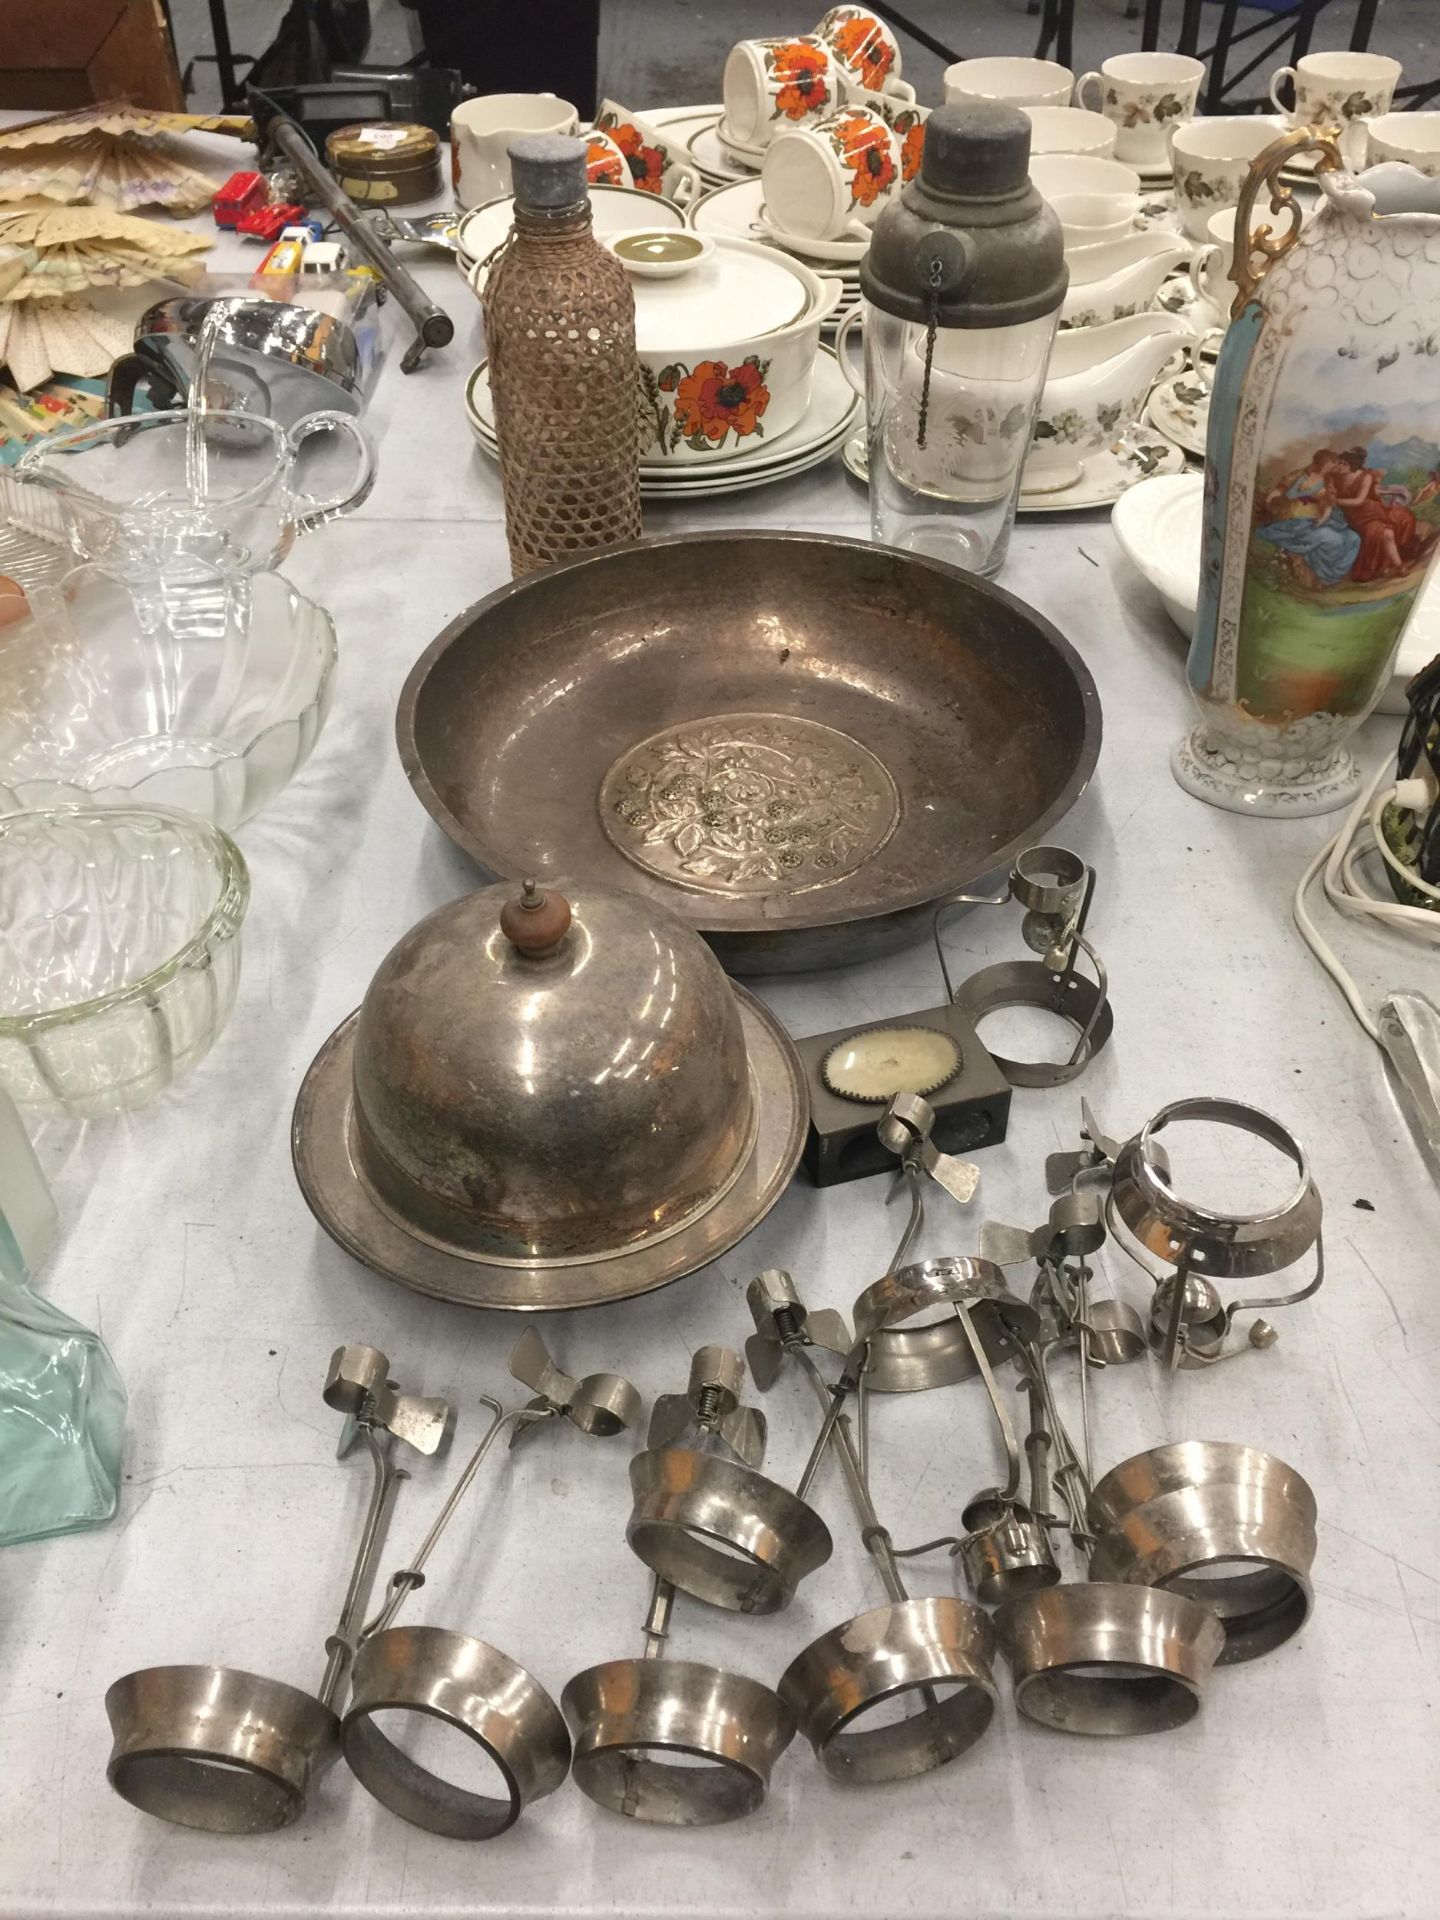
[687, 178, 863, 335]
[466, 347, 860, 500]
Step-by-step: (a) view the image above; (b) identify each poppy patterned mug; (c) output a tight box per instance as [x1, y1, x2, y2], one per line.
[723, 36, 843, 148]
[760, 106, 901, 242]
[813, 8, 916, 103]
[594, 100, 699, 200]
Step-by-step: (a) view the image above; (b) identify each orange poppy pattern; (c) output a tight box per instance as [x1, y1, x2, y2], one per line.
[828, 111, 898, 208]
[828, 13, 895, 90]
[599, 113, 667, 193]
[659, 356, 772, 448]
[896, 111, 925, 182]
[585, 135, 625, 186]
[767, 39, 832, 121]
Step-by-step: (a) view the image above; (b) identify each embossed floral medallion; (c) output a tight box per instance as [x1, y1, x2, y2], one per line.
[599, 713, 901, 895]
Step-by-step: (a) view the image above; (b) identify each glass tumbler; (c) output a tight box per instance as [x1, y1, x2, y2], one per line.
[838, 304, 1058, 577]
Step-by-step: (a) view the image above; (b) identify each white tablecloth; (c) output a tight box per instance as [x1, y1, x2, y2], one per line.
[1, 149, 1437, 1920]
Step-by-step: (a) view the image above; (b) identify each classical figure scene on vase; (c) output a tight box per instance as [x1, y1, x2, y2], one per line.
[1233, 348, 1440, 719]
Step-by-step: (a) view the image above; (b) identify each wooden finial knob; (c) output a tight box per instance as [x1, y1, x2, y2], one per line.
[499, 878, 572, 956]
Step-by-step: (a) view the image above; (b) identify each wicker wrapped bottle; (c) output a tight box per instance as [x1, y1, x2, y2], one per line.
[481, 133, 642, 576]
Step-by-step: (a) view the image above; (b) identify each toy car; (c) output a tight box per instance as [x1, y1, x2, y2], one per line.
[212, 170, 267, 228]
[281, 220, 326, 244]
[237, 200, 310, 243]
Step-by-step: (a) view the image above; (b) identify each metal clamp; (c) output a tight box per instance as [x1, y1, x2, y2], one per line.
[936, 845, 1113, 1088]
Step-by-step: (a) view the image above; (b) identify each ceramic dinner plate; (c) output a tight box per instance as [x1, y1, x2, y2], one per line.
[842, 426, 1187, 509]
[467, 350, 860, 496]
[689, 178, 869, 266]
[1145, 367, 1211, 458]
[1110, 470, 1430, 713]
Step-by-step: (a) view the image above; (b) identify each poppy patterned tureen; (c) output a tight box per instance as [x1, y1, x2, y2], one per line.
[623, 236, 843, 459]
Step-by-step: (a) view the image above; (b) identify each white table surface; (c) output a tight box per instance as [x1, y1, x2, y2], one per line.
[2, 148, 1439, 1920]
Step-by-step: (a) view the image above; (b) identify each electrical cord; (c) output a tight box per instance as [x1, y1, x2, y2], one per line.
[1293, 758, 1440, 1041]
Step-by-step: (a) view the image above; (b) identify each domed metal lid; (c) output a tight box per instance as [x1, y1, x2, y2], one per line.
[291, 878, 807, 1311]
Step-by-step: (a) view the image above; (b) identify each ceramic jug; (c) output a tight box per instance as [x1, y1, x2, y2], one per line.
[1059, 235, 1192, 328]
[1026, 310, 1194, 490]
[1177, 135, 1440, 815]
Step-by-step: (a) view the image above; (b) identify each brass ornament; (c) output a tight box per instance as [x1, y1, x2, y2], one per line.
[1228, 125, 1343, 320]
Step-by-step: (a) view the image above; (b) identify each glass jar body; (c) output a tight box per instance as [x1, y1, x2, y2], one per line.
[862, 304, 1058, 577]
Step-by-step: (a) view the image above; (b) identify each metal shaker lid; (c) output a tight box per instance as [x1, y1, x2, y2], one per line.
[860, 102, 1067, 328]
[508, 132, 588, 210]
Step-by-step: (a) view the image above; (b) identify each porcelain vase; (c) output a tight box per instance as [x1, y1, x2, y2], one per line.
[1175, 138, 1440, 816]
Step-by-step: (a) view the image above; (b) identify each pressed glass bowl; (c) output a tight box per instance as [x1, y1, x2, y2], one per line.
[0, 807, 249, 1117]
[0, 568, 337, 828]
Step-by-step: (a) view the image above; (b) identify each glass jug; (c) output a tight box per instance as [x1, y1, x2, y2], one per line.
[15, 405, 375, 583]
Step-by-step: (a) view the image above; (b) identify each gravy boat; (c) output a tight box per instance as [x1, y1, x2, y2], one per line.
[1027, 311, 1195, 491]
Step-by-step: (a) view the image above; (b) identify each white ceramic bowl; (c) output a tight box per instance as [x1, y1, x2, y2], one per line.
[1055, 193, 1144, 247]
[942, 55, 1073, 108]
[456, 183, 684, 272]
[1023, 105, 1118, 157]
[1030, 153, 1141, 201]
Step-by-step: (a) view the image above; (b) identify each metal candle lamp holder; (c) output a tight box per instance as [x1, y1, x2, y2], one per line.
[338, 1331, 640, 1839]
[625, 1343, 833, 1616]
[562, 1574, 797, 1827]
[749, 1272, 1001, 1786]
[565, 1347, 813, 1830]
[105, 1343, 452, 1833]
[937, 844, 1113, 1089]
[1050, 1097, 1324, 1370]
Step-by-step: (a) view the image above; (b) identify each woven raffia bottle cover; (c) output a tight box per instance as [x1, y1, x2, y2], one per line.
[481, 133, 643, 576]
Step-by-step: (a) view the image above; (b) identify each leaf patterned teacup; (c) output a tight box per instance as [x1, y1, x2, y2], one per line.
[760, 106, 901, 242]
[1269, 51, 1401, 133]
[1169, 115, 1279, 240]
[1076, 52, 1204, 168]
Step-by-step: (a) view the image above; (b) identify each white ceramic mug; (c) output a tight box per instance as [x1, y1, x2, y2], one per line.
[723, 36, 844, 148]
[942, 55, 1073, 108]
[593, 100, 699, 200]
[1023, 105, 1118, 157]
[450, 92, 580, 209]
[761, 105, 901, 241]
[813, 8, 915, 102]
[1076, 52, 1204, 166]
[1270, 51, 1401, 130]
[1169, 115, 1279, 239]
[1366, 109, 1440, 176]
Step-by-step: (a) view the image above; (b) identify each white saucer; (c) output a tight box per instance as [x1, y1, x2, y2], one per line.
[840, 426, 1186, 508]
[1111, 470, 1429, 714]
[1145, 367, 1211, 458]
[688, 119, 761, 182]
[643, 103, 724, 129]
[689, 178, 869, 265]
[1021, 432, 1187, 509]
[467, 350, 860, 495]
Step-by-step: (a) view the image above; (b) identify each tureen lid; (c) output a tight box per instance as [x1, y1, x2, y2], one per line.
[347, 877, 760, 1266]
[631, 237, 809, 351]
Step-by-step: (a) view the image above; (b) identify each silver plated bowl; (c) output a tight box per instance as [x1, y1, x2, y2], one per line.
[397, 533, 1101, 973]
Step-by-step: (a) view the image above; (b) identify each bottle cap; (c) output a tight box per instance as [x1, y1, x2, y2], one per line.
[508, 133, 588, 210]
[860, 102, 1067, 328]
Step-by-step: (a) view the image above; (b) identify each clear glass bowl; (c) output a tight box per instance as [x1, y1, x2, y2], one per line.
[0, 807, 249, 1117]
[0, 568, 336, 828]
